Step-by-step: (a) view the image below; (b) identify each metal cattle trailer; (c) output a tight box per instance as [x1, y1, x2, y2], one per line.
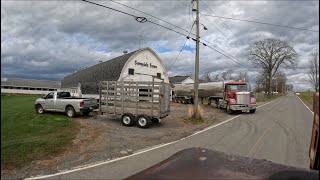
[99, 81, 170, 128]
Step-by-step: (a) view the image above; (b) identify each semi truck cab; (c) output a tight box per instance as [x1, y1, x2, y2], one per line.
[217, 82, 256, 114]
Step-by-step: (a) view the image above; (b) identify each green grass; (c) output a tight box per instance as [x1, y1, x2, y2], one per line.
[256, 93, 286, 102]
[1, 95, 78, 168]
[297, 92, 315, 111]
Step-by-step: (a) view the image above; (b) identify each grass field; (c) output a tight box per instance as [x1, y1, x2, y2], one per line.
[256, 93, 286, 102]
[1, 95, 78, 168]
[297, 92, 316, 111]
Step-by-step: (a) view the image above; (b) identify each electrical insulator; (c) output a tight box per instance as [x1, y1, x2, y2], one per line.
[192, 0, 197, 12]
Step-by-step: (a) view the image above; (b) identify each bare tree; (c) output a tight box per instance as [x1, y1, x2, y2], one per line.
[272, 71, 287, 93]
[203, 71, 212, 82]
[255, 70, 268, 92]
[247, 38, 298, 97]
[221, 69, 234, 80]
[212, 74, 220, 82]
[239, 72, 249, 82]
[308, 49, 319, 92]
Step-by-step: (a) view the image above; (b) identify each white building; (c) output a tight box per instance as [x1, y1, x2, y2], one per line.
[61, 48, 169, 98]
[1, 78, 60, 95]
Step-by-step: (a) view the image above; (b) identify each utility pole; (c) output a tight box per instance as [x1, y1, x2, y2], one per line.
[275, 78, 277, 93]
[193, 0, 200, 118]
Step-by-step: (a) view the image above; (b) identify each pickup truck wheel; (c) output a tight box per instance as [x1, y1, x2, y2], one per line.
[121, 113, 135, 127]
[36, 105, 44, 114]
[66, 107, 76, 118]
[137, 115, 151, 128]
[250, 109, 256, 114]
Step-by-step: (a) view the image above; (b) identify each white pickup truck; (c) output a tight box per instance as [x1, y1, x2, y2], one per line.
[35, 91, 98, 117]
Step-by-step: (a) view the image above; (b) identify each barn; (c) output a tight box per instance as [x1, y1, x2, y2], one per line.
[61, 48, 169, 98]
[1, 77, 60, 95]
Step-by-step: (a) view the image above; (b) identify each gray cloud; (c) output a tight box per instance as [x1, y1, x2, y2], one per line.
[1, 0, 319, 91]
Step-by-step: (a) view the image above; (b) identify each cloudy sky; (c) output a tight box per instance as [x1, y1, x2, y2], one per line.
[1, 0, 319, 91]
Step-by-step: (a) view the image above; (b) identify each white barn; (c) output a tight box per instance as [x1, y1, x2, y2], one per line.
[1, 78, 60, 95]
[61, 48, 169, 98]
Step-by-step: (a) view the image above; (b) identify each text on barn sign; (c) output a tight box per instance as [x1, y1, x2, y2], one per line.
[135, 60, 157, 69]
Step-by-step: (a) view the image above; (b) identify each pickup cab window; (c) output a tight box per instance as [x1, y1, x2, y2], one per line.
[45, 92, 54, 99]
[57, 92, 71, 98]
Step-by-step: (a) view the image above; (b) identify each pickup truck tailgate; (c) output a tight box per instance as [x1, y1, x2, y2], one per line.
[83, 99, 97, 107]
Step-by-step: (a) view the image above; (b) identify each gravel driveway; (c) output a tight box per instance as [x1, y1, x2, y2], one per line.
[3, 102, 265, 179]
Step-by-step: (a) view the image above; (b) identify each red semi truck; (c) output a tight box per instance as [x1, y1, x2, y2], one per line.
[210, 81, 257, 114]
[173, 81, 256, 114]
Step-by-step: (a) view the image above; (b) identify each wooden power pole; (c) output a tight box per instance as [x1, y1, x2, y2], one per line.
[193, 0, 200, 118]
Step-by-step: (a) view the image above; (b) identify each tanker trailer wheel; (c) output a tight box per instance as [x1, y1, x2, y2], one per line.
[250, 109, 256, 114]
[121, 113, 135, 127]
[226, 105, 233, 115]
[151, 118, 160, 124]
[216, 100, 221, 109]
[137, 115, 151, 128]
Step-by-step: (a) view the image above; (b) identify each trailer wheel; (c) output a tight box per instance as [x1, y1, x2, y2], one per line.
[250, 109, 256, 114]
[137, 115, 151, 128]
[121, 113, 135, 127]
[226, 105, 233, 115]
[151, 118, 160, 124]
[66, 106, 76, 118]
[82, 111, 91, 116]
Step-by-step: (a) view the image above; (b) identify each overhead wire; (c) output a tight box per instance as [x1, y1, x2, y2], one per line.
[177, 0, 253, 70]
[200, 0, 243, 44]
[82, 0, 254, 71]
[109, 0, 195, 37]
[82, 0, 190, 37]
[168, 22, 195, 70]
[200, 13, 319, 33]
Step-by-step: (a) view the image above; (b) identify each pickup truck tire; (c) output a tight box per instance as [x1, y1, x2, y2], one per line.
[36, 105, 44, 114]
[121, 113, 135, 127]
[66, 107, 76, 118]
[137, 115, 151, 128]
[250, 109, 256, 114]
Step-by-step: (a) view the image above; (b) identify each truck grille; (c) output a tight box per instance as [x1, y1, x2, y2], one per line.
[236, 92, 250, 104]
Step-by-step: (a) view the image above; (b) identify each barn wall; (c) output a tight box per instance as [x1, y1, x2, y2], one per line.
[119, 49, 169, 83]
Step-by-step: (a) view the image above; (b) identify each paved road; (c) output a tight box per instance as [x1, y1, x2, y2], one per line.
[42, 92, 314, 179]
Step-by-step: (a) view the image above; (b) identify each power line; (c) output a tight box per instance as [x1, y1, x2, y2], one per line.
[109, 0, 195, 36]
[82, 0, 190, 37]
[82, 0, 254, 71]
[200, 13, 319, 33]
[200, 0, 243, 44]
[168, 23, 195, 70]
[204, 44, 254, 71]
[201, 14, 228, 38]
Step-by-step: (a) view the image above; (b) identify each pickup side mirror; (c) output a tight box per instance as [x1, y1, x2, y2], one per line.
[42, 95, 46, 99]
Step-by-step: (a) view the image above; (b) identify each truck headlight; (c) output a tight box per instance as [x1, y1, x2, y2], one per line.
[250, 97, 256, 104]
